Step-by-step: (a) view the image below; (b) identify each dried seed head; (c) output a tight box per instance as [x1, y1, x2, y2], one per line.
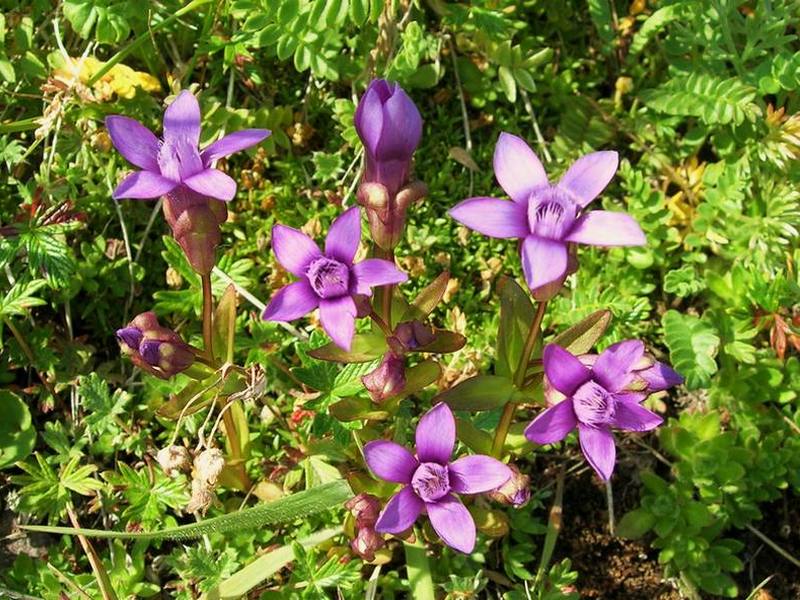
[194, 448, 226, 487]
[156, 445, 191, 476]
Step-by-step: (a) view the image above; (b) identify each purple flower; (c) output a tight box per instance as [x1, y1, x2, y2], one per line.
[106, 90, 270, 202]
[449, 133, 645, 292]
[116, 312, 194, 379]
[364, 403, 512, 553]
[262, 207, 407, 351]
[355, 79, 422, 197]
[525, 341, 675, 481]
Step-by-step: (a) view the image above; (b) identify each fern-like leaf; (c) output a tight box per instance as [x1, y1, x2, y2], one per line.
[662, 310, 720, 390]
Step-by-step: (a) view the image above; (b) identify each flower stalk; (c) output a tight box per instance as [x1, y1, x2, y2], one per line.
[202, 273, 214, 362]
[491, 300, 548, 458]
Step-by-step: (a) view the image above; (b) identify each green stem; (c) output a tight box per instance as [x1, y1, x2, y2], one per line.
[403, 532, 435, 600]
[201, 273, 214, 361]
[533, 466, 565, 593]
[372, 246, 395, 328]
[86, 0, 213, 87]
[490, 300, 548, 458]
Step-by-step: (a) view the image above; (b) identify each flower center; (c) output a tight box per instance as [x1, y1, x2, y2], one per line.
[411, 462, 450, 502]
[158, 137, 203, 182]
[306, 257, 350, 299]
[528, 187, 578, 240]
[572, 380, 616, 428]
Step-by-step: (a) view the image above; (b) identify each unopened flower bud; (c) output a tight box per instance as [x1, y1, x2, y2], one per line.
[393, 320, 435, 352]
[350, 526, 384, 562]
[488, 464, 531, 508]
[345, 493, 381, 529]
[156, 445, 191, 476]
[361, 353, 405, 403]
[194, 448, 226, 487]
[116, 312, 195, 379]
[162, 188, 228, 276]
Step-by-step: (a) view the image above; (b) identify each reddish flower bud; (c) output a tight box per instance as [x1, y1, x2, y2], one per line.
[116, 312, 195, 378]
[345, 493, 381, 529]
[488, 464, 531, 508]
[350, 526, 384, 562]
[361, 352, 405, 403]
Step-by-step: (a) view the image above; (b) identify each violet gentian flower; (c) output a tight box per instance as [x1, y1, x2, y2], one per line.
[364, 403, 512, 553]
[355, 79, 427, 250]
[449, 133, 645, 293]
[262, 207, 407, 350]
[106, 90, 269, 201]
[525, 341, 678, 481]
[117, 312, 195, 379]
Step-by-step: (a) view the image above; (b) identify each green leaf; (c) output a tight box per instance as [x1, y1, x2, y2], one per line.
[212, 284, 237, 363]
[662, 310, 719, 389]
[309, 331, 388, 363]
[616, 508, 656, 539]
[0, 390, 36, 468]
[206, 528, 341, 599]
[21, 479, 352, 540]
[496, 276, 535, 379]
[455, 417, 492, 455]
[550, 309, 612, 355]
[629, 5, 679, 55]
[402, 359, 441, 397]
[435, 375, 517, 412]
[498, 65, 517, 102]
[404, 539, 435, 600]
[0, 279, 47, 318]
[402, 271, 450, 321]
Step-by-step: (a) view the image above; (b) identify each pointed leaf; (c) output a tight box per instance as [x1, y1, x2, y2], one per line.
[401, 359, 441, 397]
[435, 375, 517, 412]
[496, 276, 535, 379]
[212, 284, 237, 363]
[550, 309, 612, 355]
[402, 272, 450, 321]
[308, 332, 388, 363]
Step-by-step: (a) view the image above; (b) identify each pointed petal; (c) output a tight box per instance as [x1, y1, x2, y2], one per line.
[352, 259, 407, 295]
[593, 340, 645, 392]
[558, 151, 618, 207]
[612, 399, 662, 432]
[521, 236, 568, 291]
[105, 116, 159, 171]
[375, 86, 422, 158]
[201, 129, 271, 165]
[565, 211, 645, 246]
[493, 132, 548, 203]
[639, 362, 684, 392]
[524, 400, 578, 445]
[271, 225, 322, 276]
[363, 440, 418, 483]
[415, 402, 455, 464]
[448, 197, 529, 239]
[448, 456, 513, 494]
[183, 168, 237, 201]
[262, 280, 319, 322]
[163, 90, 201, 146]
[113, 171, 177, 199]
[354, 83, 385, 156]
[427, 495, 476, 553]
[375, 486, 424, 534]
[319, 295, 357, 350]
[543, 344, 592, 396]
[578, 425, 616, 481]
[325, 206, 361, 263]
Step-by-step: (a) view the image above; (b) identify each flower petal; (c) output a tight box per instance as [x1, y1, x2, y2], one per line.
[113, 171, 177, 200]
[593, 340, 645, 393]
[271, 225, 322, 276]
[639, 362, 684, 392]
[493, 132, 548, 203]
[448, 197, 529, 239]
[578, 425, 616, 481]
[375, 486, 424, 534]
[448, 456, 513, 494]
[163, 90, 201, 146]
[105, 116, 159, 171]
[363, 440, 418, 483]
[352, 259, 408, 295]
[524, 400, 578, 445]
[319, 295, 357, 350]
[183, 168, 237, 201]
[521, 236, 568, 293]
[354, 82, 385, 156]
[325, 206, 361, 264]
[558, 150, 618, 207]
[426, 494, 476, 554]
[612, 399, 662, 432]
[201, 129, 271, 165]
[375, 85, 422, 159]
[262, 280, 319, 322]
[415, 402, 455, 464]
[565, 211, 645, 246]
[543, 344, 592, 396]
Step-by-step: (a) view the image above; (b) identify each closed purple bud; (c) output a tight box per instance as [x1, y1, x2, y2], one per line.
[362, 352, 405, 403]
[488, 464, 531, 508]
[638, 361, 684, 392]
[116, 326, 143, 353]
[139, 339, 194, 376]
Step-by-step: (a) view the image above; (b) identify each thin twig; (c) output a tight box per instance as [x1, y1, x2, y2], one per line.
[133, 198, 163, 263]
[520, 88, 552, 163]
[606, 479, 616, 536]
[745, 523, 800, 569]
[447, 35, 474, 197]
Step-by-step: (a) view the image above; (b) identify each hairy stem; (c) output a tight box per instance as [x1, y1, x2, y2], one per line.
[490, 300, 548, 458]
[201, 273, 214, 361]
